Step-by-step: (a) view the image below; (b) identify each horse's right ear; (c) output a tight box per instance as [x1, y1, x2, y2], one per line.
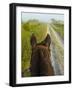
[44, 34, 51, 47]
[30, 34, 37, 48]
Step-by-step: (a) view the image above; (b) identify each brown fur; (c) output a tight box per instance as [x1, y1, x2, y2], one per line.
[30, 34, 54, 76]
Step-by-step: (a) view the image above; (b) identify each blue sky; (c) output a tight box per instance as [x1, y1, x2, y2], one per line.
[21, 12, 64, 22]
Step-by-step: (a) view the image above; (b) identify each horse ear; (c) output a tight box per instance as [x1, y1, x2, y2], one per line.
[44, 34, 51, 46]
[30, 34, 37, 48]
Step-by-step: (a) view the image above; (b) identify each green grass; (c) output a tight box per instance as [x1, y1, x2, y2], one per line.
[51, 23, 64, 39]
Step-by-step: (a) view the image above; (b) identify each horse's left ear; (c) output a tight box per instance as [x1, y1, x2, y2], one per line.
[30, 34, 37, 48]
[44, 34, 51, 46]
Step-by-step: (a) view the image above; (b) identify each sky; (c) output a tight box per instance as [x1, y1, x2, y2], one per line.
[21, 12, 64, 23]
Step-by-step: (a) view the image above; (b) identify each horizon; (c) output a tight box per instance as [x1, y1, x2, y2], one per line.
[21, 12, 64, 23]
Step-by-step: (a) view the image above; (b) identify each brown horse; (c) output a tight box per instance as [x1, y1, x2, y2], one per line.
[30, 34, 54, 76]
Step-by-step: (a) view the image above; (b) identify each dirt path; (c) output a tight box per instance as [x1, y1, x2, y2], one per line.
[47, 23, 64, 75]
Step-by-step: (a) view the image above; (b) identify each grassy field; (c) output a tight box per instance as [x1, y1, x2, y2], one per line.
[21, 19, 64, 77]
[21, 20, 47, 77]
[51, 20, 64, 39]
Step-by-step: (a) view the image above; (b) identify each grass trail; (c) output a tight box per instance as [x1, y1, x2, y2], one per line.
[47, 23, 64, 75]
